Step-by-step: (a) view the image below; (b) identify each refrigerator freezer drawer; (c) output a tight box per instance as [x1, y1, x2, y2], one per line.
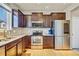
[55, 36, 64, 49]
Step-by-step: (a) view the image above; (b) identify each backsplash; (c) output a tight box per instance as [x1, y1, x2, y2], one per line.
[5, 28, 27, 37]
[0, 27, 54, 39]
[25, 28, 54, 36]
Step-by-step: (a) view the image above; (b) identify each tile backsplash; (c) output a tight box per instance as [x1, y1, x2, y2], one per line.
[5, 28, 27, 37]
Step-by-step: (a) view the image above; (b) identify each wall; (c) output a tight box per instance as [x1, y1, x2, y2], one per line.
[71, 6, 79, 17]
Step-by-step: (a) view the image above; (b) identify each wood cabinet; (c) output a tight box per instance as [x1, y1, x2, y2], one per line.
[43, 15, 51, 27]
[51, 13, 66, 20]
[25, 36, 31, 49]
[6, 46, 16, 56]
[64, 20, 70, 34]
[18, 10, 26, 27]
[22, 36, 26, 52]
[22, 36, 31, 49]
[17, 39, 23, 56]
[0, 35, 29, 56]
[43, 36, 54, 49]
[6, 40, 17, 56]
[0, 46, 5, 56]
[32, 13, 43, 21]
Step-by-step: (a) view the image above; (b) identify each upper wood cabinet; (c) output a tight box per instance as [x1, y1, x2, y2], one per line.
[64, 20, 70, 34]
[51, 13, 66, 20]
[32, 13, 43, 21]
[43, 15, 51, 27]
[18, 10, 26, 27]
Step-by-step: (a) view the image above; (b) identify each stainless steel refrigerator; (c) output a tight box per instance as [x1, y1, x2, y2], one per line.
[54, 20, 70, 49]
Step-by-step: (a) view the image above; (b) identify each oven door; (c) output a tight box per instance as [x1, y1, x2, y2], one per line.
[31, 36, 43, 45]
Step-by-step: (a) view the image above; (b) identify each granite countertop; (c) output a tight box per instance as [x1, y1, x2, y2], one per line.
[0, 34, 27, 47]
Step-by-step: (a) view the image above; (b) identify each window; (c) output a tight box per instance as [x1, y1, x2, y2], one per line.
[12, 9, 18, 27]
[0, 6, 7, 23]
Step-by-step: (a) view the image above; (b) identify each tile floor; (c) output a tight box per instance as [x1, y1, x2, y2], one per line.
[22, 49, 79, 56]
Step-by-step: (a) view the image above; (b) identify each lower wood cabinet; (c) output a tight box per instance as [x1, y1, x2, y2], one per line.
[6, 46, 16, 56]
[17, 40, 23, 56]
[0, 35, 30, 56]
[22, 37, 26, 52]
[24, 36, 31, 49]
[0, 46, 5, 56]
[43, 36, 54, 49]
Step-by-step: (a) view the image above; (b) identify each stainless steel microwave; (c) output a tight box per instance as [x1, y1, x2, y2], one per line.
[32, 21, 43, 28]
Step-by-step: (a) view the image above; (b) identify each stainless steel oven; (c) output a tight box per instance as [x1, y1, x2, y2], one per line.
[31, 36, 43, 46]
[31, 30, 43, 49]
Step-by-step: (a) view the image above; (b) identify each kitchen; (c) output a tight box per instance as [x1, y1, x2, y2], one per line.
[0, 3, 79, 56]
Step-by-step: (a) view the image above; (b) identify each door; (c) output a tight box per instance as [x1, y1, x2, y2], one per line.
[71, 17, 79, 48]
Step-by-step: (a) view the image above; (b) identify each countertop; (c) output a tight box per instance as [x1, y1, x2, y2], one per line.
[0, 34, 27, 47]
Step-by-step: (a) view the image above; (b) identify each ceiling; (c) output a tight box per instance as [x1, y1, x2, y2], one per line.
[7, 3, 77, 14]
[15, 3, 72, 12]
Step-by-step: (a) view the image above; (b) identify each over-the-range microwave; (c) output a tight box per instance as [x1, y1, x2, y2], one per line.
[32, 21, 43, 28]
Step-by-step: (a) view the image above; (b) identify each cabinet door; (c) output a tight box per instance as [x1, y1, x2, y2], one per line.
[27, 36, 31, 49]
[43, 15, 51, 27]
[17, 41, 23, 56]
[32, 13, 43, 21]
[0, 46, 5, 56]
[43, 36, 53, 49]
[24, 36, 31, 49]
[22, 37, 26, 52]
[18, 10, 26, 27]
[52, 13, 65, 20]
[6, 46, 16, 56]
